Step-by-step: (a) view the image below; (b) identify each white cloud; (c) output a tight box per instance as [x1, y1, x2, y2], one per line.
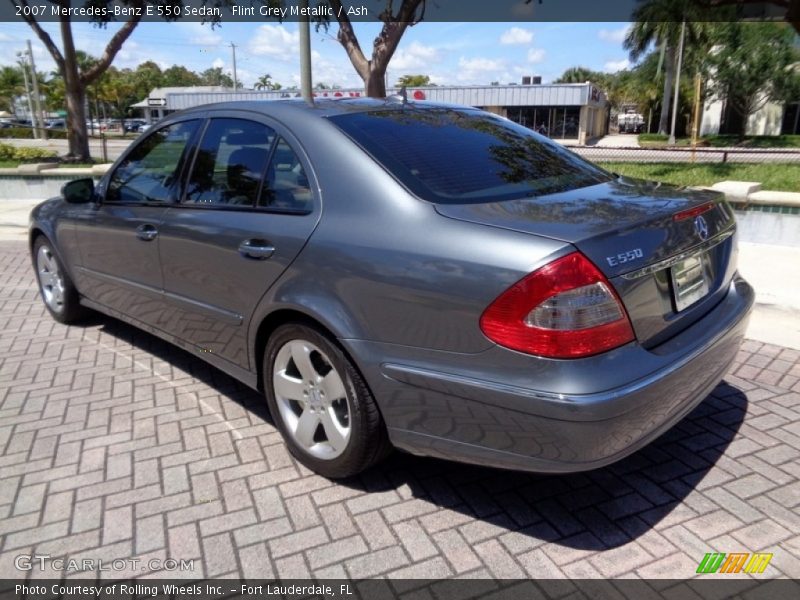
[604, 59, 631, 72]
[598, 26, 630, 44]
[312, 56, 363, 89]
[458, 57, 505, 72]
[177, 22, 223, 46]
[500, 27, 533, 45]
[212, 58, 225, 70]
[115, 41, 143, 69]
[456, 56, 506, 83]
[248, 24, 299, 60]
[527, 48, 546, 63]
[391, 41, 441, 70]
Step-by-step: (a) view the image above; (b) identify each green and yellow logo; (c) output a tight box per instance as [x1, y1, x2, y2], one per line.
[696, 552, 773, 574]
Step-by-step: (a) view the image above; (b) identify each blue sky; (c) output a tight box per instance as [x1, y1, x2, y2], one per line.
[0, 20, 634, 89]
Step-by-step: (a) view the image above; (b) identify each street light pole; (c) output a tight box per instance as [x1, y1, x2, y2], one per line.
[229, 42, 238, 90]
[27, 40, 47, 141]
[18, 54, 38, 140]
[299, 0, 313, 105]
[668, 20, 686, 146]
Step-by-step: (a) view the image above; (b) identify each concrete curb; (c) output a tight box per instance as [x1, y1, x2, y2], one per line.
[0, 163, 112, 177]
[0, 164, 112, 200]
[710, 180, 800, 207]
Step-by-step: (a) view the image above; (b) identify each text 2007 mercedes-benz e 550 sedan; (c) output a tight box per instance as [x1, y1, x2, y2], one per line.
[30, 99, 754, 478]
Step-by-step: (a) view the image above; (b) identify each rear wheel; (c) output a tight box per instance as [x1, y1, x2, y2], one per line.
[264, 323, 390, 478]
[33, 236, 87, 324]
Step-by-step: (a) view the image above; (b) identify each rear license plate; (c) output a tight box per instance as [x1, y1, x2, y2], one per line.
[671, 253, 710, 312]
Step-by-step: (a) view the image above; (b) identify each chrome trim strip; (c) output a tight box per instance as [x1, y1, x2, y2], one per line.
[621, 228, 735, 280]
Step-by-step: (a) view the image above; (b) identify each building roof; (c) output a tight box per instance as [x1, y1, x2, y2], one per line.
[132, 83, 607, 112]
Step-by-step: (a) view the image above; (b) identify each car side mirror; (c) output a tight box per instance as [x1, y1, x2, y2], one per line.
[62, 178, 94, 204]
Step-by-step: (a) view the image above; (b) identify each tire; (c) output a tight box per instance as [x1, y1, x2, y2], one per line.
[33, 236, 87, 324]
[264, 323, 390, 478]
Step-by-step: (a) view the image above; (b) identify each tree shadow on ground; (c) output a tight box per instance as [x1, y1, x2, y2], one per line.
[98, 316, 748, 552]
[345, 381, 748, 551]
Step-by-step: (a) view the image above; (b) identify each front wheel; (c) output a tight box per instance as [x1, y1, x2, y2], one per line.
[33, 236, 87, 324]
[264, 323, 390, 478]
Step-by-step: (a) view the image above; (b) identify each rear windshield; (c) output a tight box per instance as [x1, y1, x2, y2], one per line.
[328, 108, 612, 204]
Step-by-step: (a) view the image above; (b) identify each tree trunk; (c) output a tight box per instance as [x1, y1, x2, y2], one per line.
[331, 0, 422, 99]
[658, 45, 675, 135]
[739, 107, 749, 137]
[63, 79, 89, 161]
[365, 68, 386, 98]
[60, 18, 90, 161]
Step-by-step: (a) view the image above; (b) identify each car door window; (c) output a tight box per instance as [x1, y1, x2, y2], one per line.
[106, 120, 199, 204]
[258, 137, 312, 212]
[184, 118, 276, 207]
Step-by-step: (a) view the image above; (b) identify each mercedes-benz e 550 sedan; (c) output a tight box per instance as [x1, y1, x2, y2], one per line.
[30, 99, 754, 478]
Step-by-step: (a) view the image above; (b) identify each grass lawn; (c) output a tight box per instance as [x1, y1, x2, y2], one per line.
[637, 134, 800, 148]
[597, 161, 800, 192]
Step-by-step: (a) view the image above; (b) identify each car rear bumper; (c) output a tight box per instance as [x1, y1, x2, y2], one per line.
[369, 275, 753, 473]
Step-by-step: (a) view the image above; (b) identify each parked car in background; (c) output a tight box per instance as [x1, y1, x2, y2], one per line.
[45, 118, 66, 129]
[29, 99, 754, 479]
[123, 119, 148, 133]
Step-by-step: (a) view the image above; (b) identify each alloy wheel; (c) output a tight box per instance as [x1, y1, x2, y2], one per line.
[272, 339, 351, 460]
[36, 244, 65, 314]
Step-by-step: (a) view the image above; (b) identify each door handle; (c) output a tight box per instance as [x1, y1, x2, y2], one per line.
[136, 224, 158, 241]
[238, 239, 275, 260]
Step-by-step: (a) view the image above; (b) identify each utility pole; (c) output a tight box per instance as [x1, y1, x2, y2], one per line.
[229, 42, 238, 90]
[17, 54, 38, 139]
[27, 40, 47, 141]
[668, 20, 686, 146]
[299, 0, 313, 105]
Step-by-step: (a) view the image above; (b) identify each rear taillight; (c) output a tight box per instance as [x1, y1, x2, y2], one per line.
[480, 252, 635, 358]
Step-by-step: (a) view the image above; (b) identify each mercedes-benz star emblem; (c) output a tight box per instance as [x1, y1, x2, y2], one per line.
[694, 215, 709, 241]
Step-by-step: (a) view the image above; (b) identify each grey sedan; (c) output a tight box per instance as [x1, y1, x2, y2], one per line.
[29, 99, 754, 478]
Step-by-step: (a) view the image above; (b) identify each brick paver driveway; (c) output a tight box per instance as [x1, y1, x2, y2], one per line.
[1, 239, 799, 580]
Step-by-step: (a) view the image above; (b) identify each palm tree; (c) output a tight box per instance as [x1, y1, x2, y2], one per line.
[624, 0, 712, 135]
[0, 66, 24, 114]
[554, 67, 598, 84]
[255, 74, 280, 91]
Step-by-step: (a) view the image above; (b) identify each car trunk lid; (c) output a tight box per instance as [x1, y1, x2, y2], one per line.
[435, 177, 738, 347]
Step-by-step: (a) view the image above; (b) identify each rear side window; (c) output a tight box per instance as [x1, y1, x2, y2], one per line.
[107, 120, 199, 203]
[184, 118, 276, 207]
[329, 109, 612, 203]
[258, 137, 312, 212]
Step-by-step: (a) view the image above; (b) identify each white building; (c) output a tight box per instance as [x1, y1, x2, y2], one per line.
[131, 82, 609, 144]
[700, 95, 796, 137]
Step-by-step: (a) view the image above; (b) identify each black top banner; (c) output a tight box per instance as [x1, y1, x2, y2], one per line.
[2, 0, 795, 23]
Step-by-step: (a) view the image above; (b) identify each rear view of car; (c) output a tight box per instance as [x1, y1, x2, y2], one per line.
[326, 106, 753, 472]
[29, 100, 753, 478]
